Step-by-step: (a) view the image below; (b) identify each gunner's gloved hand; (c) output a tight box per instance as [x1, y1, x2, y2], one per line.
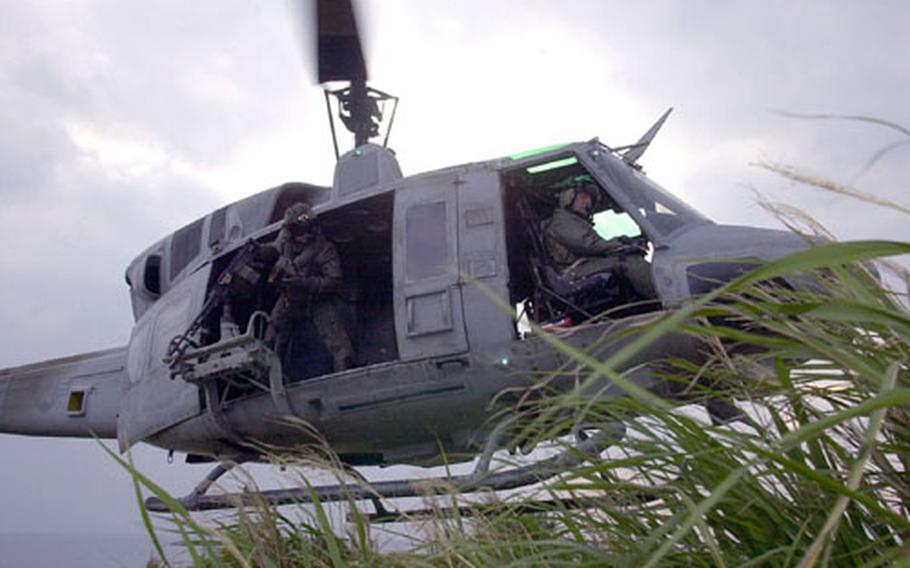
[268, 256, 294, 283]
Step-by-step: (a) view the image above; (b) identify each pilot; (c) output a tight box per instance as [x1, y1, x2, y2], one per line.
[266, 202, 354, 372]
[543, 182, 657, 302]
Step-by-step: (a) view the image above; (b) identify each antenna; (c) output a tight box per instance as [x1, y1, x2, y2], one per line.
[619, 107, 673, 166]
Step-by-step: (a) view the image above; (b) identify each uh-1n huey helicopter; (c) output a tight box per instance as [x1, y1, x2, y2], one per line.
[0, 1, 814, 513]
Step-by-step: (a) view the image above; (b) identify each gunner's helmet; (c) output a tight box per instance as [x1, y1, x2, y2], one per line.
[284, 202, 316, 236]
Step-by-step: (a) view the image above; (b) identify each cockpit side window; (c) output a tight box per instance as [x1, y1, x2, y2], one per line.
[144, 254, 162, 296]
[208, 206, 227, 249]
[170, 218, 204, 280]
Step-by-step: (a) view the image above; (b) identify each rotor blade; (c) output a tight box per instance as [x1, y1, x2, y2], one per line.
[316, 0, 367, 83]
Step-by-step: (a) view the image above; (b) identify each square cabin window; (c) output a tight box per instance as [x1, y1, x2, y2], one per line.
[405, 201, 448, 280]
[170, 218, 204, 280]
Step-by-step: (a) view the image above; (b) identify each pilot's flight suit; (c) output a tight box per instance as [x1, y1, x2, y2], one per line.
[544, 207, 657, 301]
[268, 225, 354, 372]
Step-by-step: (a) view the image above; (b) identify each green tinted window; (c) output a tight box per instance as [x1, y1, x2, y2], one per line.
[526, 156, 578, 174]
[593, 210, 641, 240]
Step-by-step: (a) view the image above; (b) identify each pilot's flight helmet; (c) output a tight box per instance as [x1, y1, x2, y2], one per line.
[558, 182, 599, 209]
[284, 202, 316, 235]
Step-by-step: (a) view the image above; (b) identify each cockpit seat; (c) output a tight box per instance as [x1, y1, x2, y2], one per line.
[529, 254, 621, 321]
[538, 261, 611, 298]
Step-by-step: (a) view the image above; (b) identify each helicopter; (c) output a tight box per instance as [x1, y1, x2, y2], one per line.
[0, 1, 815, 514]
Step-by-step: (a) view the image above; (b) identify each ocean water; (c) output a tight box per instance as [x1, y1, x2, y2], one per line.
[0, 525, 419, 566]
[0, 532, 188, 568]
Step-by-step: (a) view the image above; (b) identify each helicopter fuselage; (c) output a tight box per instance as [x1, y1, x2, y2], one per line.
[0, 138, 811, 468]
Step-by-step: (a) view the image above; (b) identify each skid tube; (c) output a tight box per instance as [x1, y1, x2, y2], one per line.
[146, 424, 624, 513]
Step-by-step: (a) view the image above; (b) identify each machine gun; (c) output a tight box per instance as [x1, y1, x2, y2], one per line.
[165, 239, 275, 369]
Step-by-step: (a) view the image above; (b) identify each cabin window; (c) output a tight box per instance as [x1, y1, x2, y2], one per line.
[208, 206, 227, 248]
[144, 254, 162, 295]
[170, 218, 204, 279]
[66, 387, 89, 417]
[405, 201, 448, 280]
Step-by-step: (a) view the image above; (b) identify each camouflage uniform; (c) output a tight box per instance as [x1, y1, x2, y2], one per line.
[267, 203, 354, 373]
[543, 207, 657, 301]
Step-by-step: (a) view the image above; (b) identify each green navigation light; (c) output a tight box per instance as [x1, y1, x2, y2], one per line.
[526, 156, 578, 174]
[508, 143, 569, 161]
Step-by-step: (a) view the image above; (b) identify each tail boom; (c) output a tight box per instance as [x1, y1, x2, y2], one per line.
[0, 347, 126, 438]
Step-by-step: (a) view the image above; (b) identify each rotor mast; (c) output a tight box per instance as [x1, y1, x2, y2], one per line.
[316, 0, 398, 157]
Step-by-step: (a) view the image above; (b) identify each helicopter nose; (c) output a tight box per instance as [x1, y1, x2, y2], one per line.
[661, 223, 821, 301]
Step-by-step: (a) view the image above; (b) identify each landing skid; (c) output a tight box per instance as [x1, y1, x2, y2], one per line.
[145, 425, 623, 514]
[360, 492, 664, 523]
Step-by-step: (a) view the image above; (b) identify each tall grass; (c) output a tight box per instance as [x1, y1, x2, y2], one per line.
[500, 252, 909, 567]
[124, 191, 910, 567]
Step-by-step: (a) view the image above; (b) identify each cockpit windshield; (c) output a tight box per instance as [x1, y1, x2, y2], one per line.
[628, 169, 709, 235]
[589, 147, 710, 238]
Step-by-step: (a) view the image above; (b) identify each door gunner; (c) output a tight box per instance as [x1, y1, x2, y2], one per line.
[266, 202, 354, 372]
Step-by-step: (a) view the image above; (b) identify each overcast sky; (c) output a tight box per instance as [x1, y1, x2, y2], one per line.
[1, 0, 908, 540]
